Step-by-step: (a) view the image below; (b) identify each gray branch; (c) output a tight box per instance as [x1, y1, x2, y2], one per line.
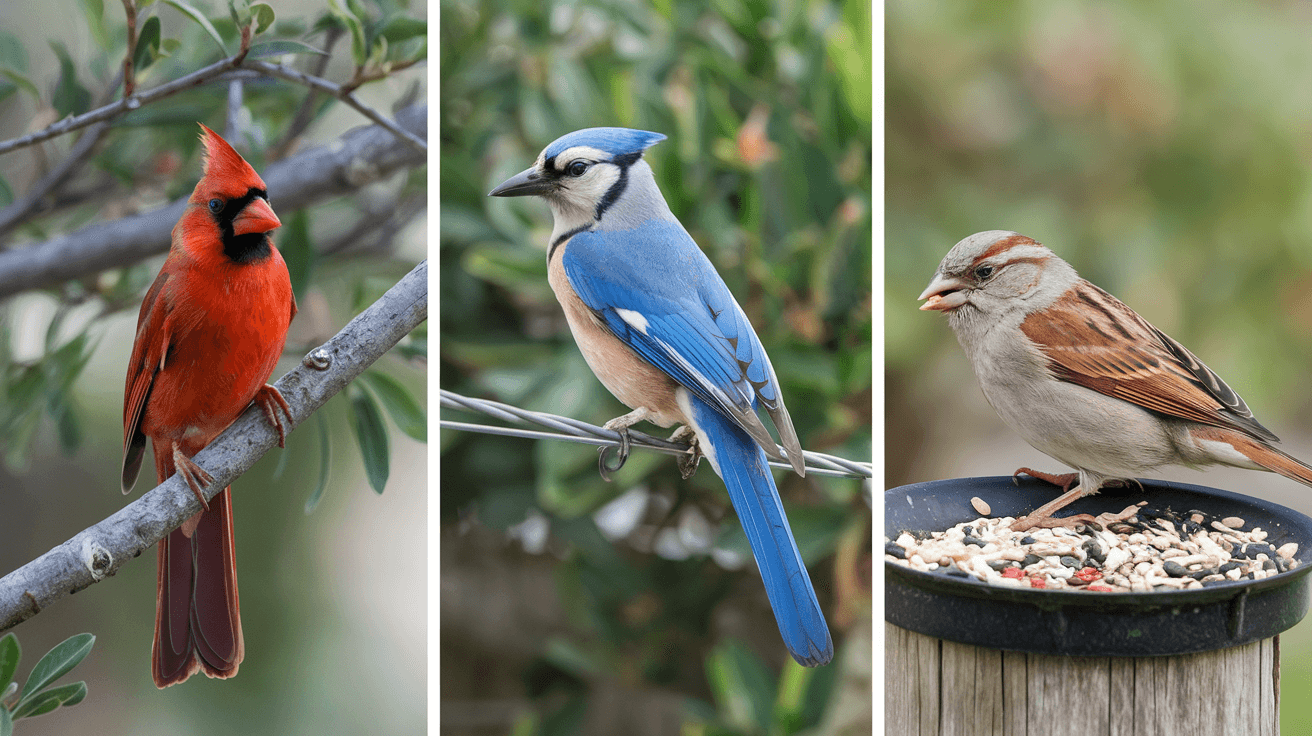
[0, 260, 427, 632]
[0, 103, 425, 299]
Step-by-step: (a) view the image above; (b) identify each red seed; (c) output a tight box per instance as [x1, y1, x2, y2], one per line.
[1087, 584, 1114, 592]
[1029, 577, 1046, 589]
[1002, 567, 1023, 579]
[1074, 567, 1103, 583]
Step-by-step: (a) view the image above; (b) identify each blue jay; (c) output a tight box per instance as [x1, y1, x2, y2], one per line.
[489, 127, 833, 667]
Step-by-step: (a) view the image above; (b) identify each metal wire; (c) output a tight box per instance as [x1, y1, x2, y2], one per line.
[439, 388, 872, 480]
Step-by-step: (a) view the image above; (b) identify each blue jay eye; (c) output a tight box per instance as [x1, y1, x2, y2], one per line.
[208, 198, 223, 213]
[567, 161, 588, 177]
[974, 265, 994, 280]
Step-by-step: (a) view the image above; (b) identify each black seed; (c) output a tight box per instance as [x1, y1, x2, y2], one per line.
[1021, 535, 1037, 545]
[963, 535, 986, 548]
[1060, 556, 1081, 569]
[987, 560, 1016, 572]
[1163, 560, 1188, 577]
[1189, 568, 1217, 581]
[962, 525, 976, 537]
[885, 542, 906, 559]
[1022, 554, 1043, 567]
[1220, 562, 1242, 573]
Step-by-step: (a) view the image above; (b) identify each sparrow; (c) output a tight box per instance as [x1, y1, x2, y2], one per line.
[122, 124, 296, 686]
[918, 230, 1312, 530]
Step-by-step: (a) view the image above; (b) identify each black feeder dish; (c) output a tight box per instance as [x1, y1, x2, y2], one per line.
[885, 476, 1312, 657]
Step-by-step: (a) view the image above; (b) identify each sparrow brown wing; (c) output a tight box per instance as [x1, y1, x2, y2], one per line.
[1020, 280, 1278, 443]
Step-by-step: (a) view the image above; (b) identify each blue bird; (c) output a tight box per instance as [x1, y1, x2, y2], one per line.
[489, 127, 833, 666]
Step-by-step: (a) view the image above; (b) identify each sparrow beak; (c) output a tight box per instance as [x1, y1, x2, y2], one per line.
[489, 166, 555, 198]
[918, 273, 970, 312]
[232, 196, 281, 236]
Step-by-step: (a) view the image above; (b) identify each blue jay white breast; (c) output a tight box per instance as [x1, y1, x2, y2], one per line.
[488, 127, 834, 667]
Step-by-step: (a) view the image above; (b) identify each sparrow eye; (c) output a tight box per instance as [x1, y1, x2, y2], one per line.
[208, 198, 223, 213]
[567, 160, 588, 177]
[974, 265, 995, 281]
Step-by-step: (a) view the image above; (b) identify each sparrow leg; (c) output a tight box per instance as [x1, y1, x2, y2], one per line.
[171, 442, 213, 512]
[253, 384, 293, 447]
[1013, 467, 1078, 492]
[599, 407, 656, 481]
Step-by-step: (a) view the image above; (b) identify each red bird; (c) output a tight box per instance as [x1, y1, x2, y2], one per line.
[121, 124, 296, 687]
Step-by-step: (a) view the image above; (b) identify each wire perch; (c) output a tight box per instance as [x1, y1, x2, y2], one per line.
[439, 389, 872, 480]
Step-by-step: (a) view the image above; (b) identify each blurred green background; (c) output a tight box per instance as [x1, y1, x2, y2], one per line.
[0, 1, 426, 733]
[886, 0, 1312, 728]
[439, 0, 871, 733]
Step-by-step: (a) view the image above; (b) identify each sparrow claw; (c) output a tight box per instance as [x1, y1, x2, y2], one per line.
[1013, 467, 1079, 493]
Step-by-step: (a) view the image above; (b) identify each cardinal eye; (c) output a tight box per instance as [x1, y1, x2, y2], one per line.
[208, 198, 223, 213]
[974, 265, 995, 280]
[567, 161, 588, 177]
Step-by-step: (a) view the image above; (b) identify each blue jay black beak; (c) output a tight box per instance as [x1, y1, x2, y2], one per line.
[488, 166, 554, 198]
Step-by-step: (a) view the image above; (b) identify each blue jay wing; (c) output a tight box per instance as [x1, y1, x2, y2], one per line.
[562, 223, 803, 470]
[687, 395, 832, 666]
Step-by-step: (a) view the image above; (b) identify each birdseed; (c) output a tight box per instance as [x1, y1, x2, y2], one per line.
[887, 502, 1300, 592]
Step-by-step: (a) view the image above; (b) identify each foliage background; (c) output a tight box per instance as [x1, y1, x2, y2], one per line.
[0, 1, 426, 733]
[439, 0, 872, 733]
[886, 1, 1312, 728]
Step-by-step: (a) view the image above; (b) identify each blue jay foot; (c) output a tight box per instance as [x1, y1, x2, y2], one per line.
[598, 407, 656, 482]
[598, 429, 631, 481]
[669, 426, 702, 479]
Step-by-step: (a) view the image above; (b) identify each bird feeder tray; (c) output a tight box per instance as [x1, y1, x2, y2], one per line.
[886, 476, 1312, 656]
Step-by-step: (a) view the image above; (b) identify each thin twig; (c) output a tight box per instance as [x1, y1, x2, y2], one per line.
[245, 60, 427, 153]
[0, 32, 255, 158]
[269, 27, 342, 161]
[439, 389, 873, 480]
[0, 260, 427, 632]
[121, 0, 138, 98]
[0, 122, 110, 241]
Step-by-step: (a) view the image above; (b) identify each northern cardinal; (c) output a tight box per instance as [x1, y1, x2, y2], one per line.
[122, 124, 296, 687]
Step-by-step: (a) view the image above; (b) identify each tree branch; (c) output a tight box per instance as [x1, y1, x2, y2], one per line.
[0, 103, 426, 299]
[0, 259, 427, 632]
[245, 60, 427, 154]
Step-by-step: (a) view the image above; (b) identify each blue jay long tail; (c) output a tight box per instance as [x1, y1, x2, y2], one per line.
[686, 396, 833, 667]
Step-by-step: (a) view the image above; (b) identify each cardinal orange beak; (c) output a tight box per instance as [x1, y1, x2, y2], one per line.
[232, 197, 281, 236]
[918, 273, 970, 312]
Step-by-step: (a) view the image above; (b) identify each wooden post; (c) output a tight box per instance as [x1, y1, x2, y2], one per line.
[885, 622, 1280, 736]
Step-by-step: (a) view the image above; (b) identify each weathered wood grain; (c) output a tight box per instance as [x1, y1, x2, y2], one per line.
[886, 623, 1280, 736]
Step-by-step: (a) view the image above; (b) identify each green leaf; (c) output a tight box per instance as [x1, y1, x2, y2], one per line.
[11, 686, 72, 719]
[328, 0, 367, 67]
[247, 39, 327, 58]
[360, 370, 425, 442]
[0, 30, 28, 71]
[251, 3, 275, 34]
[280, 210, 312, 300]
[379, 15, 425, 43]
[705, 639, 775, 734]
[0, 633, 20, 693]
[162, 0, 228, 56]
[16, 634, 94, 705]
[304, 412, 332, 514]
[52, 401, 82, 454]
[78, 0, 110, 51]
[0, 70, 38, 102]
[133, 16, 162, 72]
[349, 384, 389, 493]
[49, 42, 91, 118]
